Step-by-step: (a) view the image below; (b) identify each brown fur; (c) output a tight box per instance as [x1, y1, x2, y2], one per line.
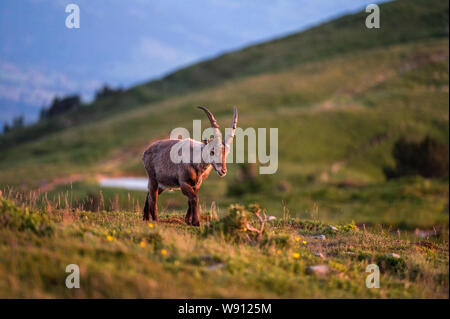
[142, 138, 215, 226]
[142, 106, 237, 226]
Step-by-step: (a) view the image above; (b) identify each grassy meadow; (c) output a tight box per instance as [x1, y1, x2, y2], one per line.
[0, 194, 448, 298]
[0, 0, 448, 298]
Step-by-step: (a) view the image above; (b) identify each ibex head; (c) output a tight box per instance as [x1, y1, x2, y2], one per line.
[198, 106, 238, 177]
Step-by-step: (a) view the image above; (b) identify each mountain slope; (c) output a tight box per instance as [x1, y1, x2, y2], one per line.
[0, 0, 448, 228]
[1, 0, 448, 149]
[0, 0, 448, 299]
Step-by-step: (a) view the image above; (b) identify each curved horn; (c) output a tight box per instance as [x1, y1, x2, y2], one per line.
[225, 106, 238, 147]
[198, 106, 221, 141]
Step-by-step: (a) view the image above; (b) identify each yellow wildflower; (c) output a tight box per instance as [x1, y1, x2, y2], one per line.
[148, 223, 154, 229]
[302, 240, 307, 245]
[292, 252, 300, 259]
[295, 236, 301, 242]
[276, 250, 282, 255]
[106, 235, 114, 242]
[140, 241, 146, 248]
[243, 227, 247, 232]
[161, 249, 167, 256]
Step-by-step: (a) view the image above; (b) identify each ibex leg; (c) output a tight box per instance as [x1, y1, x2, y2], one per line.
[181, 183, 199, 226]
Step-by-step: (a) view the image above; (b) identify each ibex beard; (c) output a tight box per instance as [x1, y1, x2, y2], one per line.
[142, 106, 238, 226]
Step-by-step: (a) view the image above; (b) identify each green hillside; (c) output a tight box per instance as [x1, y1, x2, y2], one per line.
[0, 0, 448, 299]
[1, 0, 447, 148]
[0, 0, 448, 229]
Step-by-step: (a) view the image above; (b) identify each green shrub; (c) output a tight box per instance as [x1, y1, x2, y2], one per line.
[375, 255, 408, 276]
[384, 136, 449, 179]
[227, 164, 273, 196]
[357, 251, 373, 261]
[0, 198, 55, 236]
[202, 204, 250, 242]
[340, 221, 358, 232]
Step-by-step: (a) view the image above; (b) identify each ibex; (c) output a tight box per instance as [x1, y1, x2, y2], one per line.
[142, 106, 238, 226]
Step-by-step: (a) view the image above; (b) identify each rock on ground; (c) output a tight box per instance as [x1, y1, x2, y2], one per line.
[306, 265, 329, 276]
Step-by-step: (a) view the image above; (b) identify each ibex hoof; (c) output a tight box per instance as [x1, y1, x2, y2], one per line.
[192, 221, 200, 227]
